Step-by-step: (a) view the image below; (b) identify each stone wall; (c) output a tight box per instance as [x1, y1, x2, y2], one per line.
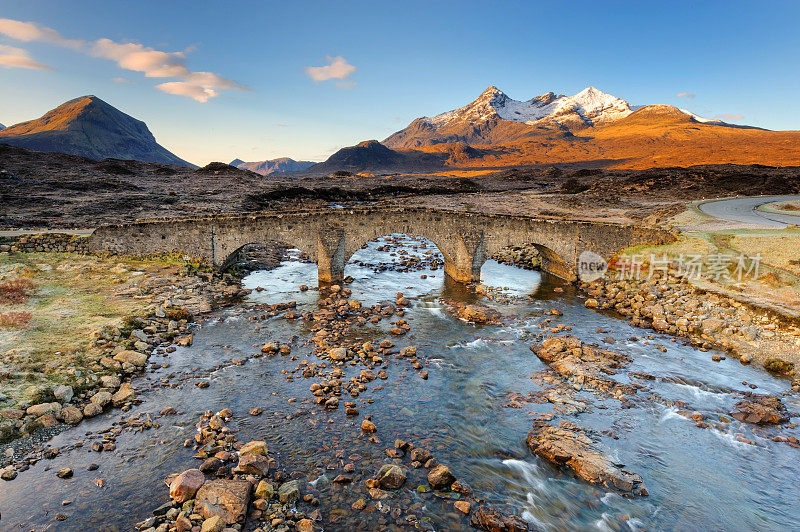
[0, 233, 91, 254]
[87, 207, 676, 284]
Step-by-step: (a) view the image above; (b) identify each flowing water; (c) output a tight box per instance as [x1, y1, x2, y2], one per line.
[1, 235, 799, 531]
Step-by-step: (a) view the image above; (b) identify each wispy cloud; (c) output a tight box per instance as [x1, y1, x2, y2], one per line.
[305, 55, 356, 84]
[715, 113, 744, 121]
[0, 18, 246, 102]
[111, 76, 135, 84]
[0, 18, 81, 49]
[675, 92, 695, 99]
[0, 44, 53, 70]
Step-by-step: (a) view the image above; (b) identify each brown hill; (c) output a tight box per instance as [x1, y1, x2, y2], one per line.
[0, 95, 192, 166]
[437, 105, 800, 170]
[302, 140, 446, 176]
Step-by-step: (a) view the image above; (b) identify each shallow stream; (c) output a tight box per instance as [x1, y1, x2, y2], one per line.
[1, 235, 798, 531]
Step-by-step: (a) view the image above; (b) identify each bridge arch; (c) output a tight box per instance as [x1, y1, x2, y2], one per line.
[86, 207, 676, 287]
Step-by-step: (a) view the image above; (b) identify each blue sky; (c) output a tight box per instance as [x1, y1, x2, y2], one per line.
[1, 0, 799, 165]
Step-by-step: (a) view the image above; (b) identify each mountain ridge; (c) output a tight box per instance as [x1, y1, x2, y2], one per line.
[0, 95, 193, 166]
[230, 157, 316, 175]
[383, 86, 746, 149]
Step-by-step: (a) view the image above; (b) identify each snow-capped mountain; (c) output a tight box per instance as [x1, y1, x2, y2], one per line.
[383, 86, 719, 148]
[430, 86, 632, 127]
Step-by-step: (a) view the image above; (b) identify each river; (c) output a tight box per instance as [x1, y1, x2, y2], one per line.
[0, 235, 798, 531]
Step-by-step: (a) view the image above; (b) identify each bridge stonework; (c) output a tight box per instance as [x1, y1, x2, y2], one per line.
[87, 207, 675, 284]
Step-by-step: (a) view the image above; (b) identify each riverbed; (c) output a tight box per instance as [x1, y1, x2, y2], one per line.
[1, 235, 798, 531]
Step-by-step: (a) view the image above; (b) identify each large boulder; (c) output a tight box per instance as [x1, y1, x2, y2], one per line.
[427, 464, 456, 490]
[526, 420, 647, 497]
[195, 479, 252, 524]
[377, 464, 406, 490]
[113, 350, 148, 367]
[169, 468, 206, 503]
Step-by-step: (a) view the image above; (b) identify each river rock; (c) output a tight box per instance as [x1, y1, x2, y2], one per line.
[526, 420, 647, 497]
[169, 468, 206, 503]
[113, 350, 148, 367]
[233, 454, 270, 476]
[730, 394, 790, 424]
[447, 302, 502, 324]
[239, 440, 268, 457]
[277, 479, 300, 503]
[53, 385, 74, 404]
[26, 402, 61, 417]
[195, 479, 252, 524]
[427, 464, 456, 489]
[377, 464, 406, 489]
[470, 504, 529, 532]
[90, 391, 113, 406]
[100, 375, 121, 389]
[83, 402, 103, 418]
[111, 382, 135, 406]
[200, 515, 225, 532]
[59, 406, 83, 425]
[255, 480, 274, 499]
[328, 347, 348, 361]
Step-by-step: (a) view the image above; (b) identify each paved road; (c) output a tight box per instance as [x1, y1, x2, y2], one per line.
[698, 195, 800, 228]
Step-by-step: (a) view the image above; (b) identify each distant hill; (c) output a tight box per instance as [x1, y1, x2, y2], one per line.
[230, 157, 315, 175]
[0, 123, 5, 130]
[0, 95, 193, 166]
[303, 140, 445, 176]
[379, 85, 800, 169]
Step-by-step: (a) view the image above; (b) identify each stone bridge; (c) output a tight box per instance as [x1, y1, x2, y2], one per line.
[87, 207, 675, 284]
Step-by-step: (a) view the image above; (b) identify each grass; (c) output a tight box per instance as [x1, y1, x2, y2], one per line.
[0, 251, 186, 406]
[617, 211, 800, 314]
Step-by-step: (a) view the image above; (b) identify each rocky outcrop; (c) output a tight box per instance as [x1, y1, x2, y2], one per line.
[470, 505, 531, 532]
[730, 394, 790, 425]
[526, 420, 648, 497]
[531, 336, 635, 397]
[442, 300, 503, 324]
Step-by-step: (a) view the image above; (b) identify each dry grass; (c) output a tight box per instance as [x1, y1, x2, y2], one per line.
[0, 311, 32, 328]
[0, 278, 35, 304]
[0, 251, 184, 404]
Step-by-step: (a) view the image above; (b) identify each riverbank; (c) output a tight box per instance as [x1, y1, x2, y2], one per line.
[0, 248, 256, 452]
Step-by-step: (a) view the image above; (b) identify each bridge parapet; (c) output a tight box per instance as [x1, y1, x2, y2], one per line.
[88, 207, 675, 284]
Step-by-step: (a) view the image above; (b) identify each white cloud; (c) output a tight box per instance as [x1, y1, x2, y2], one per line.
[0, 17, 245, 102]
[305, 55, 356, 82]
[155, 81, 217, 103]
[111, 76, 135, 84]
[0, 18, 82, 49]
[0, 44, 52, 70]
[90, 39, 189, 77]
[675, 92, 695, 99]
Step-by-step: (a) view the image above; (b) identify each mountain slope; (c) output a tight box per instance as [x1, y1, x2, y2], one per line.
[383, 86, 742, 149]
[303, 140, 445, 175]
[0, 123, 5, 130]
[230, 157, 316, 175]
[416, 104, 800, 170]
[0, 96, 192, 166]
